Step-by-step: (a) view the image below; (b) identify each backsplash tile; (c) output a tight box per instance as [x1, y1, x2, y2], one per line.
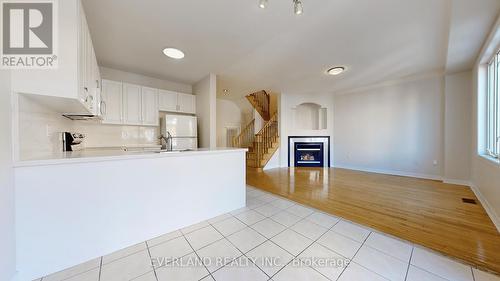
[18, 94, 160, 160]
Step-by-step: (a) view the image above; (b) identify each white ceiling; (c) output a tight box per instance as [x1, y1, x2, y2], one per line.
[82, 0, 500, 98]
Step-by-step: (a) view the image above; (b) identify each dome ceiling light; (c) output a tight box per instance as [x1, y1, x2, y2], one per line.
[162, 47, 185, 59]
[327, 67, 345, 76]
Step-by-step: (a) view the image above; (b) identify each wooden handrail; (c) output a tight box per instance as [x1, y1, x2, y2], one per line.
[246, 90, 270, 121]
[233, 119, 255, 148]
[252, 113, 279, 167]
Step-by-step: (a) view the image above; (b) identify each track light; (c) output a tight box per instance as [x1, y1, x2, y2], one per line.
[294, 0, 303, 15]
[258, 0, 304, 15]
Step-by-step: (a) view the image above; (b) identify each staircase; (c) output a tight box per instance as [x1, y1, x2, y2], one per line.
[233, 91, 279, 169]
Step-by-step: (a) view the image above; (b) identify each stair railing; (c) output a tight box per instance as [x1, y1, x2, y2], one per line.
[247, 90, 270, 121]
[233, 119, 255, 148]
[253, 113, 279, 167]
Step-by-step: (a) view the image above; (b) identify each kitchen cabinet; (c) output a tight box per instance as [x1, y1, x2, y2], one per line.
[78, 2, 101, 115]
[11, 0, 101, 115]
[178, 93, 196, 114]
[158, 90, 178, 112]
[101, 80, 123, 124]
[123, 83, 142, 125]
[141, 87, 159, 126]
[158, 90, 196, 114]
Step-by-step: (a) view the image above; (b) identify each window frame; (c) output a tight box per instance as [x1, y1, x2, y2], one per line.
[486, 49, 500, 159]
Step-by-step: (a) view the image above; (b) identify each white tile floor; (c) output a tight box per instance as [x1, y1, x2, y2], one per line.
[37, 185, 500, 281]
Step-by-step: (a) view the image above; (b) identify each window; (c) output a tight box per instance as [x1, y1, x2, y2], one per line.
[486, 50, 500, 158]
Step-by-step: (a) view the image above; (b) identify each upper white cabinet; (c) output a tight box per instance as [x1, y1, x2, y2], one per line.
[123, 83, 142, 125]
[101, 80, 159, 126]
[142, 87, 159, 126]
[101, 80, 123, 125]
[159, 91, 196, 114]
[78, 0, 101, 115]
[178, 93, 196, 114]
[11, 0, 101, 115]
[158, 90, 178, 112]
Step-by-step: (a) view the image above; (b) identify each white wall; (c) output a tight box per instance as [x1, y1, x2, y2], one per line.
[0, 70, 16, 281]
[444, 71, 472, 183]
[216, 99, 243, 147]
[194, 74, 217, 148]
[279, 92, 335, 167]
[333, 76, 444, 179]
[100, 67, 192, 94]
[471, 16, 500, 231]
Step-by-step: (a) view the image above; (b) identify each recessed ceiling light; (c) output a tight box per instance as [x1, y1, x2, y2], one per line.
[163, 48, 185, 59]
[259, 0, 268, 8]
[327, 67, 345, 76]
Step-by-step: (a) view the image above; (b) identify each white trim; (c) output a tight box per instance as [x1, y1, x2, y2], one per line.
[470, 184, 500, 233]
[442, 179, 472, 186]
[333, 164, 443, 181]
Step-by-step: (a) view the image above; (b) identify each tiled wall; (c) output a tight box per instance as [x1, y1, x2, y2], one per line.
[17, 94, 160, 160]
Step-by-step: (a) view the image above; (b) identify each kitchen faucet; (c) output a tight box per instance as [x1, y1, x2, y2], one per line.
[159, 131, 173, 151]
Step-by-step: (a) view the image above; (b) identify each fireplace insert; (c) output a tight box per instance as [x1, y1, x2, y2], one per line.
[288, 136, 330, 167]
[294, 142, 324, 167]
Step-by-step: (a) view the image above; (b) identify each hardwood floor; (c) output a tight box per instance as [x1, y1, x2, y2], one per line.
[247, 167, 500, 275]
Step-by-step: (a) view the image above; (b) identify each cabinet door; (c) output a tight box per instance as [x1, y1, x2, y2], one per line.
[177, 93, 196, 114]
[158, 90, 178, 112]
[78, 9, 89, 106]
[141, 87, 159, 126]
[101, 80, 123, 124]
[123, 83, 142, 125]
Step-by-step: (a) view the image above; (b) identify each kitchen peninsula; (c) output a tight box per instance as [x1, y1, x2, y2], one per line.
[14, 148, 246, 280]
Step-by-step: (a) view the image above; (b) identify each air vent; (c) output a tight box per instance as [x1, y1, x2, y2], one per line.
[462, 198, 477, 205]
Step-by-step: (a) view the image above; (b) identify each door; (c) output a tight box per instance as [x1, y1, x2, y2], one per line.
[164, 115, 197, 137]
[177, 93, 196, 114]
[141, 87, 159, 126]
[123, 83, 142, 125]
[158, 90, 178, 112]
[101, 80, 123, 124]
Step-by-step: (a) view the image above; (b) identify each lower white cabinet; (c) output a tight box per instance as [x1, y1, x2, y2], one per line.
[141, 87, 159, 126]
[123, 83, 143, 125]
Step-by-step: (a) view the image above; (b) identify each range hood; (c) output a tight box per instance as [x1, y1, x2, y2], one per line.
[62, 113, 102, 121]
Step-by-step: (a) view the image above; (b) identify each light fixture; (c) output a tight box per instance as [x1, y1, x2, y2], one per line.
[258, 0, 304, 15]
[293, 0, 303, 15]
[162, 47, 185, 59]
[327, 66, 345, 76]
[223, 89, 230, 95]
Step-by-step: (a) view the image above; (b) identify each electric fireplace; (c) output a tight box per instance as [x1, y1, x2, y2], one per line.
[288, 137, 330, 167]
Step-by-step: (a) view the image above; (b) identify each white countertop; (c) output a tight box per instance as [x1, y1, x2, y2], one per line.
[14, 148, 248, 167]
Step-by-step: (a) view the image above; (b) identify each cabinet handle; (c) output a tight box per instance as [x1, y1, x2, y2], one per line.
[100, 101, 106, 116]
[84, 87, 88, 92]
[96, 80, 100, 89]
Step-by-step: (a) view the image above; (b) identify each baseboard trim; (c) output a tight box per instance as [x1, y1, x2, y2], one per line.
[333, 164, 443, 181]
[470, 184, 500, 233]
[442, 178, 472, 186]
